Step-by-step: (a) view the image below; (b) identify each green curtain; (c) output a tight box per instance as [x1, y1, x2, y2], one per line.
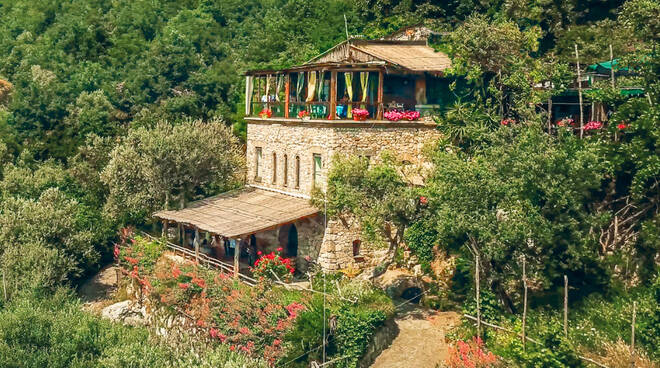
[296, 72, 304, 102]
[360, 72, 369, 108]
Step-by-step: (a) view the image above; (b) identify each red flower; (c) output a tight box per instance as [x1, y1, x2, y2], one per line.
[113, 244, 120, 259]
[192, 277, 206, 289]
[179, 283, 190, 290]
[419, 196, 428, 205]
[617, 123, 628, 130]
[276, 247, 283, 252]
[584, 121, 603, 131]
[130, 266, 139, 279]
[257, 251, 262, 255]
[230, 345, 235, 351]
[171, 264, 181, 278]
[239, 327, 250, 335]
[124, 256, 139, 265]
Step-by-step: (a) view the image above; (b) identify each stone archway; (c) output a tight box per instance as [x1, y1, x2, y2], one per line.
[278, 223, 298, 257]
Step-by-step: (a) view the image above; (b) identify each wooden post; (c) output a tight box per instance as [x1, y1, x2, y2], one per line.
[2, 268, 6, 301]
[329, 71, 337, 120]
[234, 238, 241, 278]
[574, 44, 584, 138]
[631, 301, 636, 368]
[609, 45, 615, 89]
[564, 275, 569, 337]
[475, 253, 481, 337]
[162, 220, 168, 238]
[377, 70, 384, 120]
[284, 74, 290, 118]
[547, 98, 553, 134]
[522, 256, 528, 352]
[194, 228, 200, 263]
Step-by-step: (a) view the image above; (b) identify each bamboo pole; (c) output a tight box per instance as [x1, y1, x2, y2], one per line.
[564, 275, 569, 337]
[547, 98, 553, 134]
[609, 45, 615, 89]
[476, 253, 481, 337]
[575, 44, 584, 138]
[522, 256, 528, 352]
[631, 301, 636, 368]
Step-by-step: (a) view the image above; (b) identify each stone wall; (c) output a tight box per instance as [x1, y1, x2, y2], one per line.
[245, 118, 441, 271]
[246, 118, 441, 197]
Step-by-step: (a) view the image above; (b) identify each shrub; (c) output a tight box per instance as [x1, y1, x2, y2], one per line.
[0, 289, 266, 368]
[445, 336, 499, 368]
[251, 248, 295, 282]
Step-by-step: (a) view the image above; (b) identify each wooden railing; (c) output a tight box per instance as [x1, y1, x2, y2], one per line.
[138, 231, 257, 286]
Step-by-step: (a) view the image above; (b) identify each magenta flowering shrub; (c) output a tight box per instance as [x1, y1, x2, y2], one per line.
[117, 236, 308, 366]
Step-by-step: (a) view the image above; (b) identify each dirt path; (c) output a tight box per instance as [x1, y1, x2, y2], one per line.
[371, 307, 461, 368]
[78, 265, 119, 313]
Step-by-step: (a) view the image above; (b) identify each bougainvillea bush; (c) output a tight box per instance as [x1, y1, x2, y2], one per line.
[116, 236, 309, 365]
[251, 248, 295, 282]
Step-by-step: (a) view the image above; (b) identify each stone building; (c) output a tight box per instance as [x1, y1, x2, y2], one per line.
[154, 28, 449, 273]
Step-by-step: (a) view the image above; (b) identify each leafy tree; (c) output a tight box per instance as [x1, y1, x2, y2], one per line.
[426, 124, 608, 310]
[313, 154, 426, 259]
[102, 118, 244, 224]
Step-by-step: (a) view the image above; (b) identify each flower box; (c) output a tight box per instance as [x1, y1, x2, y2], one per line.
[258, 108, 272, 119]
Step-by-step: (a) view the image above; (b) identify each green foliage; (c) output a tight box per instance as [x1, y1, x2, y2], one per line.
[313, 153, 426, 256]
[428, 125, 609, 308]
[403, 219, 437, 263]
[284, 276, 394, 368]
[0, 290, 266, 368]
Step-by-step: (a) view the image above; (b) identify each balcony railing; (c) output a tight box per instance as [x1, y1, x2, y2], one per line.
[250, 101, 385, 121]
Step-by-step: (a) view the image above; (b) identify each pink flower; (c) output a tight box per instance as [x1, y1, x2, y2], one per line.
[239, 327, 250, 335]
[257, 251, 262, 255]
[584, 121, 603, 131]
[179, 282, 190, 290]
[113, 244, 120, 259]
[276, 247, 283, 252]
[419, 196, 428, 205]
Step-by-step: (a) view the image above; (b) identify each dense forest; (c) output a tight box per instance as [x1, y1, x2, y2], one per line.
[0, 0, 658, 367]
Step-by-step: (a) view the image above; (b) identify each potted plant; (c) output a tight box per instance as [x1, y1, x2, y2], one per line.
[351, 108, 369, 121]
[259, 108, 272, 119]
[297, 110, 310, 120]
[384, 110, 404, 121]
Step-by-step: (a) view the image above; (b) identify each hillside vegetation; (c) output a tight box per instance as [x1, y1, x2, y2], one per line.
[0, 0, 658, 367]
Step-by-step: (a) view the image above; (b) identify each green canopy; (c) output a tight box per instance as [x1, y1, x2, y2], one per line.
[587, 59, 630, 74]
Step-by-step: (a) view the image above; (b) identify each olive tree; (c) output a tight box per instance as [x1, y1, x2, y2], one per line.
[101, 118, 244, 224]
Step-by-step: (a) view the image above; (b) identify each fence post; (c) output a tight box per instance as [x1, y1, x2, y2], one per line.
[630, 301, 636, 368]
[574, 44, 584, 138]
[564, 275, 569, 337]
[522, 256, 528, 352]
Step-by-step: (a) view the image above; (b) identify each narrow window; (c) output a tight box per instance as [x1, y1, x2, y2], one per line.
[283, 154, 288, 186]
[295, 156, 300, 189]
[255, 147, 262, 181]
[313, 154, 322, 186]
[272, 152, 277, 184]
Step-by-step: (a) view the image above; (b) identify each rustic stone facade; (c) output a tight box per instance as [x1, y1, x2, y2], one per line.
[245, 117, 441, 270]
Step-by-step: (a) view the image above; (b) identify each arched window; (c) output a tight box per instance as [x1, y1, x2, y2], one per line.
[272, 152, 277, 184]
[295, 156, 300, 189]
[283, 154, 288, 186]
[353, 240, 361, 257]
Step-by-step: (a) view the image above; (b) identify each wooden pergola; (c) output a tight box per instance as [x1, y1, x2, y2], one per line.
[154, 187, 319, 277]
